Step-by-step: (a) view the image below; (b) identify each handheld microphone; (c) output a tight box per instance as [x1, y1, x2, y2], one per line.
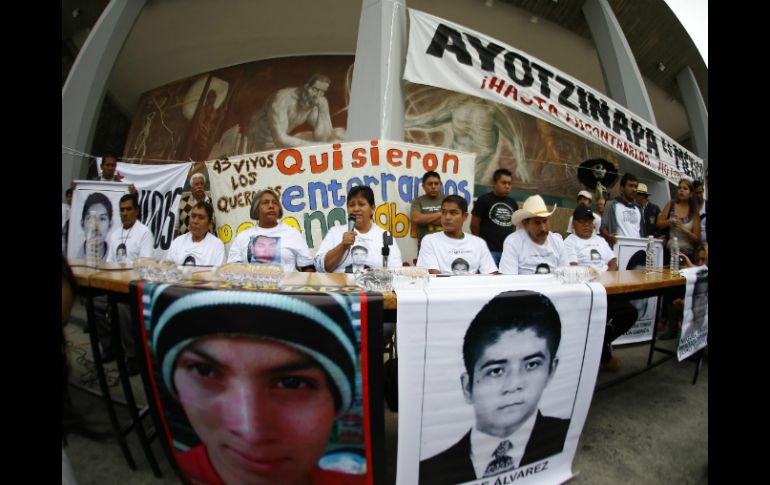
[347, 214, 356, 232]
[382, 231, 393, 268]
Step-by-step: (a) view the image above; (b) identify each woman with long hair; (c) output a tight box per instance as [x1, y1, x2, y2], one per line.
[656, 178, 701, 261]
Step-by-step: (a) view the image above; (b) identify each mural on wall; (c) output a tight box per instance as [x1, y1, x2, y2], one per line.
[124, 55, 354, 165]
[404, 83, 622, 201]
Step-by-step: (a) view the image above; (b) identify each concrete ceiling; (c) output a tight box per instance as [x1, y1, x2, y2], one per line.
[62, 0, 707, 146]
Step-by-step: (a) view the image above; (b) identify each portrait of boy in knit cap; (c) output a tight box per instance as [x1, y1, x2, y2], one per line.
[144, 286, 369, 485]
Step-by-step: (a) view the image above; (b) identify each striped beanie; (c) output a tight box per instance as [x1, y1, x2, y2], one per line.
[151, 290, 358, 414]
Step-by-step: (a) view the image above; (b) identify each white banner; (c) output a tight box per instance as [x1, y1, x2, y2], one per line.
[612, 236, 664, 344]
[404, 9, 704, 185]
[67, 181, 131, 261]
[115, 162, 192, 258]
[396, 275, 606, 485]
[677, 267, 708, 361]
[206, 140, 476, 264]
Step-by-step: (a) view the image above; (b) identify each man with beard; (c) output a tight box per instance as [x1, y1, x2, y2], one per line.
[245, 74, 341, 150]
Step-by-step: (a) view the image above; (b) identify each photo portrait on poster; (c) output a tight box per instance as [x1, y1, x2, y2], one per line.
[67, 181, 130, 262]
[397, 279, 606, 485]
[612, 237, 664, 344]
[139, 284, 372, 485]
[677, 267, 708, 361]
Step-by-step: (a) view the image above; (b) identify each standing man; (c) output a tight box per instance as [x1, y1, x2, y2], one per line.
[177, 172, 216, 236]
[600, 173, 646, 247]
[635, 183, 661, 238]
[418, 195, 497, 275]
[419, 291, 570, 484]
[411, 171, 445, 251]
[102, 194, 154, 374]
[564, 205, 637, 371]
[471, 168, 519, 266]
[499, 195, 568, 275]
[565, 190, 601, 236]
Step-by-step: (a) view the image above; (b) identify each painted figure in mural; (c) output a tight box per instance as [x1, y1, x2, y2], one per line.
[190, 90, 224, 162]
[132, 111, 155, 161]
[245, 74, 343, 151]
[405, 94, 529, 185]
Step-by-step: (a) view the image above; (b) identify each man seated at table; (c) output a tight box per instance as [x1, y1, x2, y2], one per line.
[417, 195, 498, 275]
[499, 195, 568, 275]
[564, 205, 637, 371]
[419, 291, 570, 484]
[101, 194, 154, 375]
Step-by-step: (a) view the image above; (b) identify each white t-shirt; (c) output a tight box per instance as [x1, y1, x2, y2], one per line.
[227, 223, 315, 272]
[499, 230, 568, 275]
[314, 223, 403, 273]
[564, 233, 616, 272]
[417, 232, 497, 275]
[565, 213, 602, 235]
[614, 202, 642, 238]
[167, 232, 225, 267]
[105, 221, 154, 263]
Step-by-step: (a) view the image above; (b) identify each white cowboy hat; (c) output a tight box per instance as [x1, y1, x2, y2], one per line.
[511, 195, 558, 227]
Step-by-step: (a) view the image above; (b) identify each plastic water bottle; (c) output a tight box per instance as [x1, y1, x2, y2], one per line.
[645, 236, 656, 273]
[85, 211, 100, 268]
[669, 237, 679, 274]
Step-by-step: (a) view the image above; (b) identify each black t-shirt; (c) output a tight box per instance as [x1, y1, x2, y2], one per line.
[471, 192, 518, 252]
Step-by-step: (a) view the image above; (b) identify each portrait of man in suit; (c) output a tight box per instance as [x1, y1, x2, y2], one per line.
[419, 290, 570, 485]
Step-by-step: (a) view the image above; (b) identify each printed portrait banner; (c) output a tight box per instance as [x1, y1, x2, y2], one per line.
[396, 275, 607, 485]
[133, 282, 378, 485]
[613, 236, 664, 345]
[677, 267, 708, 361]
[206, 140, 476, 264]
[115, 161, 192, 258]
[67, 181, 131, 261]
[404, 9, 704, 185]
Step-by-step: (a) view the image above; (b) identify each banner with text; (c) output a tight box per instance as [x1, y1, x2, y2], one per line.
[115, 161, 192, 258]
[396, 275, 606, 485]
[404, 9, 703, 185]
[206, 140, 476, 264]
[677, 267, 708, 361]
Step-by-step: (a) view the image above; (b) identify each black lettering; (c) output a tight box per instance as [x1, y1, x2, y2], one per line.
[587, 93, 611, 129]
[555, 76, 577, 110]
[612, 111, 633, 143]
[630, 119, 645, 146]
[645, 129, 660, 158]
[465, 34, 505, 71]
[531, 62, 555, 98]
[503, 51, 534, 87]
[576, 86, 589, 115]
[426, 24, 472, 66]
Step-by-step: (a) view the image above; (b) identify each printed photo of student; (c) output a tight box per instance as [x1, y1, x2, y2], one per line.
[147, 288, 368, 485]
[344, 245, 371, 274]
[419, 291, 570, 485]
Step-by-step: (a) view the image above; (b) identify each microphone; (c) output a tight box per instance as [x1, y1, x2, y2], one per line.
[382, 231, 393, 268]
[348, 214, 357, 232]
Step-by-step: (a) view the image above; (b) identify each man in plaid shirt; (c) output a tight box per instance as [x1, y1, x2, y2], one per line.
[177, 172, 216, 236]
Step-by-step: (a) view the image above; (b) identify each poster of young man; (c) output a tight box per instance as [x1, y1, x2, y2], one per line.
[613, 236, 664, 344]
[677, 267, 708, 361]
[133, 283, 378, 485]
[395, 275, 606, 485]
[67, 181, 131, 262]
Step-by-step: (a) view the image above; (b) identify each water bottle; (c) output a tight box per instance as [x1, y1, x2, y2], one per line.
[85, 210, 100, 268]
[669, 236, 679, 274]
[645, 235, 656, 273]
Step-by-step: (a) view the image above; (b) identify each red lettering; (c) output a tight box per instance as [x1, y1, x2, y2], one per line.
[277, 149, 304, 175]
